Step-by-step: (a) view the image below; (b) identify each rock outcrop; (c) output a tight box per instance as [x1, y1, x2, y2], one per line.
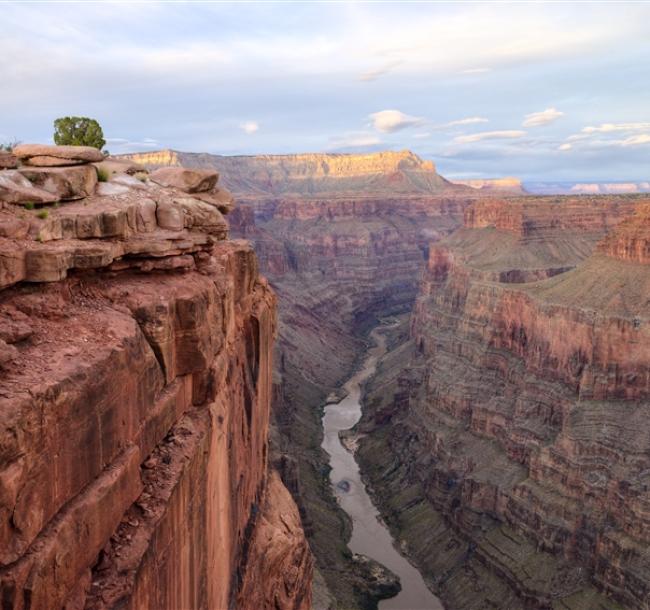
[0, 146, 312, 610]
[356, 197, 650, 609]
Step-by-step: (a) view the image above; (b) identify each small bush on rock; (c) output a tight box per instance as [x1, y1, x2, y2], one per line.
[53, 116, 106, 150]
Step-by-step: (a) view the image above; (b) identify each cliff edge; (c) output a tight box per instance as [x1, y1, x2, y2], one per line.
[0, 145, 313, 610]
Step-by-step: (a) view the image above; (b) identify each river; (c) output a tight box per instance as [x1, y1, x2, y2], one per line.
[321, 324, 444, 610]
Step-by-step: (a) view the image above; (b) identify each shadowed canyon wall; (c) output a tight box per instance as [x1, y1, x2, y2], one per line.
[0, 151, 312, 610]
[356, 197, 649, 609]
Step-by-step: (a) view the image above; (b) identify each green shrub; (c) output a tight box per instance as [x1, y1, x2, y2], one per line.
[96, 167, 109, 182]
[24, 201, 35, 210]
[53, 116, 106, 150]
[36, 210, 49, 219]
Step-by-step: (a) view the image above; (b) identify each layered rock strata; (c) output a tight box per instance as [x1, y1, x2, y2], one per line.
[356, 198, 650, 609]
[0, 146, 312, 610]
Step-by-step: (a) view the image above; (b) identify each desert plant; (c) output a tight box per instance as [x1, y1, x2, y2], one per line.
[36, 210, 49, 219]
[0, 140, 20, 152]
[24, 201, 35, 210]
[53, 116, 106, 150]
[96, 167, 109, 182]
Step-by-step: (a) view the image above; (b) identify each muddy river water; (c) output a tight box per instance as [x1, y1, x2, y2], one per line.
[321, 325, 444, 610]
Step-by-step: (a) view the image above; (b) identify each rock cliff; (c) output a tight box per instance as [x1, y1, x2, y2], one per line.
[0, 146, 312, 610]
[356, 196, 650, 609]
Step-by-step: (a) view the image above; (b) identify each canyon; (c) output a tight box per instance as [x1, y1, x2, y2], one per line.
[123, 148, 649, 609]
[4, 144, 647, 610]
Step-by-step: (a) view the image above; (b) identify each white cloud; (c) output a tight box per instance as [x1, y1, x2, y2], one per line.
[413, 132, 431, 139]
[328, 132, 382, 149]
[460, 67, 491, 74]
[619, 134, 650, 146]
[369, 109, 423, 133]
[523, 107, 564, 127]
[558, 143, 572, 151]
[241, 121, 259, 134]
[359, 60, 402, 82]
[454, 130, 527, 144]
[445, 116, 489, 127]
[582, 122, 650, 134]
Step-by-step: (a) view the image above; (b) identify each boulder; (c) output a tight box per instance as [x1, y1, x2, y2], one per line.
[0, 170, 59, 205]
[13, 144, 104, 164]
[18, 165, 98, 201]
[150, 167, 218, 193]
[0, 152, 18, 169]
[93, 158, 147, 177]
[22, 156, 86, 167]
[193, 187, 235, 214]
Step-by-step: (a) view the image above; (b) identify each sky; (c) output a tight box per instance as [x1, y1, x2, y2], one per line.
[1, 1, 649, 181]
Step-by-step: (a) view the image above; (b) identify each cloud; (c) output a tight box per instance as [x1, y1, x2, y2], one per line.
[241, 121, 259, 134]
[444, 116, 488, 128]
[523, 107, 564, 127]
[369, 109, 423, 133]
[328, 132, 382, 149]
[460, 67, 491, 74]
[453, 130, 527, 144]
[619, 134, 650, 146]
[413, 132, 431, 139]
[561, 123, 650, 150]
[359, 60, 402, 82]
[582, 122, 650, 134]
[105, 137, 160, 152]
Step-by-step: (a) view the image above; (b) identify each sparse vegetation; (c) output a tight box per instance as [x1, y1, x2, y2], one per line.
[24, 201, 35, 210]
[53, 116, 106, 150]
[0, 140, 20, 152]
[36, 210, 49, 219]
[96, 167, 109, 182]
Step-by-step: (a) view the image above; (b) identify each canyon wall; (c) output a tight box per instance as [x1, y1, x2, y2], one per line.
[357, 196, 649, 609]
[119, 148, 477, 608]
[0, 151, 312, 609]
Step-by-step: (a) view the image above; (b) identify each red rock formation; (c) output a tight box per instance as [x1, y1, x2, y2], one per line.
[0, 150, 312, 610]
[357, 197, 650, 609]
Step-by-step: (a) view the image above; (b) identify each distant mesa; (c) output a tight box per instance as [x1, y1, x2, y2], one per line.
[451, 177, 527, 195]
[525, 181, 650, 195]
[115, 149, 471, 198]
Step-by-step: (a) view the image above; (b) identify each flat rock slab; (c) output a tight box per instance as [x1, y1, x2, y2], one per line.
[0, 170, 59, 205]
[22, 155, 87, 167]
[193, 187, 235, 214]
[13, 143, 104, 163]
[18, 165, 98, 200]
[150, 167, 218, 193]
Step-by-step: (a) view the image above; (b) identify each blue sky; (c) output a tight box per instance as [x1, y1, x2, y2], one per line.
[1, 1, 649, 181]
